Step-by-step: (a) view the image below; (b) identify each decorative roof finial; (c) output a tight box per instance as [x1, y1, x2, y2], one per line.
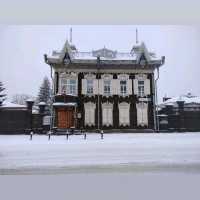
[136, 28, 138, 44]
[70, 27, 72, 43]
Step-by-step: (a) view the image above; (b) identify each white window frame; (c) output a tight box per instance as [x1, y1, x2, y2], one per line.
[120, 80, 127, 96]
[87, 79, 93, 95]
[138, 80, 145, 97]
[118, 74, 129, 97]
[104, 80, 111, 96]
[60, 78, 77, 95]
[59, 72, 77, 95]
[134, 74, 149, 96]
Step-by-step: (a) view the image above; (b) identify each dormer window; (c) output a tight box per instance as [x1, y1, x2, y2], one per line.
[120, 80, 127, 95]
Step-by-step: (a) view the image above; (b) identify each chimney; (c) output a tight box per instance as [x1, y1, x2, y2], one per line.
[26, 99, 34, 111]
[38, 102, 46, 114]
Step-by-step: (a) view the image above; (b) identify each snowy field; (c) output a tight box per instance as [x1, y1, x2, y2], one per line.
[0, 133, 200, 174]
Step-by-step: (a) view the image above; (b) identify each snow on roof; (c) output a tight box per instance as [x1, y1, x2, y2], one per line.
[0, 101, 27, 109]
[70, 51, 137, 61]
[53, 102, 77, 107]
[32, 109, 39, 114]
[38, 102, 46, 105]
[160, 93, 200, 107]
[47, 40, 161, 63]
[26, 98, 35, 102]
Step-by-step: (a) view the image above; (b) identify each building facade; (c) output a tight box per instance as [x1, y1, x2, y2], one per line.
[44, 39, 165, 131]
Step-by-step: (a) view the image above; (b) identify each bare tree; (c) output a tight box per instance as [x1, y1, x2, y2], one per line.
[12, 94, 35, 105]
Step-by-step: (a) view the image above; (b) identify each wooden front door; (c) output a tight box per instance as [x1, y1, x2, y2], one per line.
[57, 108, 74, 128]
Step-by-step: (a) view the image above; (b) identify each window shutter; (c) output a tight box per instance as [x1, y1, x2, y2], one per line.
[136, 103, 142, 126]
[84, 102, 95, 126]
[85, 108, 89, 125]
[91, 108, 95, 125]
[111, 79, 116, 95]
[108, 108, 113, 125]
[116, 79, 120, 95]
[98, 79, 103, 95]
[133, 79, 138, 95]
[136, 103, 148, 126]
[143, 103, 148, 126]
[144, 79, 150, 95]
[119, 103, 130, 126]
[102, 108, 106, 125]
[82, 79, 87, 94]
[93, 79, 98, 95]
[127, 79, 132, 95]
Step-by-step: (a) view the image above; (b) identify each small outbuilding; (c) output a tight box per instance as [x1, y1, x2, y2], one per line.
[158, 93, 200, 132]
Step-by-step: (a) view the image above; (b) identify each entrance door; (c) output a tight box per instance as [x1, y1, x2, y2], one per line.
[57, 108, 74, 128]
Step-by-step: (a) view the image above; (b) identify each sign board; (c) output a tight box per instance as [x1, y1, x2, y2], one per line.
[43, 116, 51, 125]
[139, 97, 151, 102]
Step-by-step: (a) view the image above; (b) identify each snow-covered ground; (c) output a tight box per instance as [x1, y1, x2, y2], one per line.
[0, 133, 200, 174]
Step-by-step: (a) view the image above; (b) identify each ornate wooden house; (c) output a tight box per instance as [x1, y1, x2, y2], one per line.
[44, 39, 165, 131]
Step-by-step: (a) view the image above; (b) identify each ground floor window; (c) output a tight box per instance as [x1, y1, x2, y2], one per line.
[136, 102, 148, 126]
[119, 102, 130, 126]
[84, 102, 96, 126]
[102, 102, 113, 126]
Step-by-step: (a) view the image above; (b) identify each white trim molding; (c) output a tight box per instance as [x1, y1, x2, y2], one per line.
[118, 74, 131, 97]
[84, 102, 96, 126]
[134, 74, 150, 96]
[82, 73, 96, 96]
[102, 102, 113, 126]
[101, 74, 113, 97]
[59, 72, 78, 95]
[118, 102, 130, 126]
[136, 102, 148, 127]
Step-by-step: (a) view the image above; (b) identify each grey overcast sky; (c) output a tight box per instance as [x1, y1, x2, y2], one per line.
[0, 25, 200, 102]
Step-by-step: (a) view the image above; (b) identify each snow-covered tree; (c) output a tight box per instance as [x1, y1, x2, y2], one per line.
[0, 81, 6, 102]
[12, 93, 35, 105]
[37, 76, 51, 104]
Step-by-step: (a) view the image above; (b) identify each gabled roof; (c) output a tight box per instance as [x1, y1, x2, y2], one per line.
[134, 42, 151, 63]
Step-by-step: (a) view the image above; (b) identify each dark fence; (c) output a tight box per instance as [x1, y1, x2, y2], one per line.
[0, 109, 50, 134]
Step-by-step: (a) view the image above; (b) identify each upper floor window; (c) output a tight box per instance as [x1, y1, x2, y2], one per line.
[104, 80, 111, 95]
[138, 80, 145, 96]
[68, 79, 77, 95]
[120, 80, 127, 95]
[60, 78, 77, 95]
[87, 79, 93, 95]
